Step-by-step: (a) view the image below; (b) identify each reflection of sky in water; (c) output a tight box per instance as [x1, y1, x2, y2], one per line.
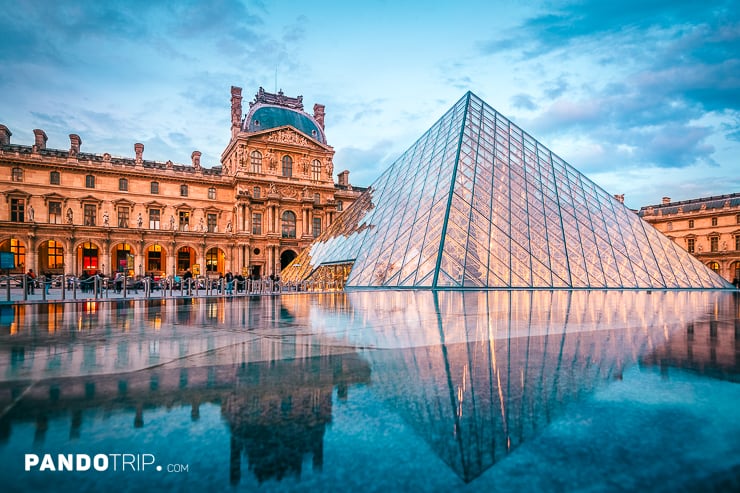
[0, 291, 738, 492]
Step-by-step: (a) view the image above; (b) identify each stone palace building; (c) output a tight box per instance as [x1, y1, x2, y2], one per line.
[639, 194, 740, 285]
[0, 87, 363, 280]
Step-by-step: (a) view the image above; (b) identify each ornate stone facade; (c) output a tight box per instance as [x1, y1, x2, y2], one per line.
[0, 87, 364, 280]
[639, 194, 740, 285]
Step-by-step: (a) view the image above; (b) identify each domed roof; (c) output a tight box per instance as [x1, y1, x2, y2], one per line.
[244, 104, 326, 144]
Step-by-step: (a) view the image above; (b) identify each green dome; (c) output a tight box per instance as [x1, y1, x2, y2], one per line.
[245, 105, 326, 144]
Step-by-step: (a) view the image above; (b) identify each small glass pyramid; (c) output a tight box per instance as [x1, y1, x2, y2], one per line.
[283, 92, 732, 289]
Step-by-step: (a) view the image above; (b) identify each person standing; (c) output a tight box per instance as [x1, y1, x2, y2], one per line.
[26, 269, 36, 295]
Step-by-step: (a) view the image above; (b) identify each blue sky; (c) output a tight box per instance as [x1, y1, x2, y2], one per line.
[1, 0, 738, 208]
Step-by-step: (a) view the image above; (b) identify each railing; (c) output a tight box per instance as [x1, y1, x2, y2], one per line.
[0, 274, 345, 302]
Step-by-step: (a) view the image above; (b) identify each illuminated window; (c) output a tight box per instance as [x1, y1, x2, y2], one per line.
[114, 243, 133, 273]
[177, 247, 192, 272]
[47, 240, 63, 269]
[147, 244, 163, 272]
[708, 261, 720, 273]
[206, 248, 219, 272]
[81, 242, 98, 271]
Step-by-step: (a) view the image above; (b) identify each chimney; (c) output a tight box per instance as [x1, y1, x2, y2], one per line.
[231, 86, 243, 138]
[134, 143, 144, 164]
[662, 196, 671, 205]
[69, 134, 81, 155]
[191, 150, 202, 169]
[313, 103, 325, 130]
[613, 194, 624, 204]
[338, 170, 349, 187]
[0, 125, 11, 146]
[33, 129, 48, 150]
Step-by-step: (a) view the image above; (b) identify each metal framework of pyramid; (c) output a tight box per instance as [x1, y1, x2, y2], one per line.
[284, 92, 731, 289]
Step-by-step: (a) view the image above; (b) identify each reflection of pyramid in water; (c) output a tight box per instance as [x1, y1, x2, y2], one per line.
[285, 92, 730, 289]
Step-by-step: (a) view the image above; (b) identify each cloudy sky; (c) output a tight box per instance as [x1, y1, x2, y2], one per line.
[1, 0, 738, 209]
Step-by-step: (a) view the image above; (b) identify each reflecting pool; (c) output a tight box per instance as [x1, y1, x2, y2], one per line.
[0, 291, 738, 492]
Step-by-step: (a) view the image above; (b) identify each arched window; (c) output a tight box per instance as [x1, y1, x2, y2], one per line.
[119, 178, 128, 191]
[708, 261, 720, 274]
[251, 150, 262, 173]
[282, 155, 293, 178]
[281, 211, 296, 238]
[311, 159, 321, 181]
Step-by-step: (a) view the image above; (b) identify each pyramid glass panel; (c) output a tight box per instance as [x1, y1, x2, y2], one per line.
[282, 92, 733, 290]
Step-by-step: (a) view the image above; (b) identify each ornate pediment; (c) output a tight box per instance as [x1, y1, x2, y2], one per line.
[252, 127, 328, 151]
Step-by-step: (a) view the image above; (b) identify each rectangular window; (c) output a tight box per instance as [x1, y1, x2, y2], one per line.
[710, 236, 719, 252]
[83, 204, 96, 226]
[711, 217, 718, 227]
[314, 193, 321, 205]
[207, 213, 217, 233]
[208, 187, 216, 200]
[252, 213, 262, 235]
[737, 214, 740, 225]
[85, 175, 95, 188]
[49, 201, 62, 224]
[253, 186, 261, 199]
[736, 235, 740, 251]
[47, 240, 63, 269]
[687, 238, 695, 253]
[313, 216, 322, 238]
[118, 207, 129, 228]
[10, 198, 24, 222]
[50, 171, 60, 185]
[149, 209, 161, 230]
[151, 182, 159, 194]
[180, 185, 188, 197]
[119, 178, 128, 191]
[12, 167, 23, 182]
[178, 211, 190, 231]
[688, 219, 694, 229]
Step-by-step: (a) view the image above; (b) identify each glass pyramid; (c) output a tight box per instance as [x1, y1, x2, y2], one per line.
[283, 92, 732, 289]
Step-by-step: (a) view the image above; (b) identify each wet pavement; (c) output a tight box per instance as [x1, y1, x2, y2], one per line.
[0, 290, 738, 492]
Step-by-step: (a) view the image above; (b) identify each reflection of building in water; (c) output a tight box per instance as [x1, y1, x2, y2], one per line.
[318, 290, 726, 482]
[641, 294, 740, 382]
[0, 351, 370, 485]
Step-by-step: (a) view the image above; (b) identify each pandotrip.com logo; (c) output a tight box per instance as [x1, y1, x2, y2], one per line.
[24, 453, 189, 473]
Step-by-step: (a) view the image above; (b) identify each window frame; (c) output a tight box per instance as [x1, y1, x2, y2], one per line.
[119, 177, 129, 191]
[282, 155, 293, 178]
[85, 174, 95, 189]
